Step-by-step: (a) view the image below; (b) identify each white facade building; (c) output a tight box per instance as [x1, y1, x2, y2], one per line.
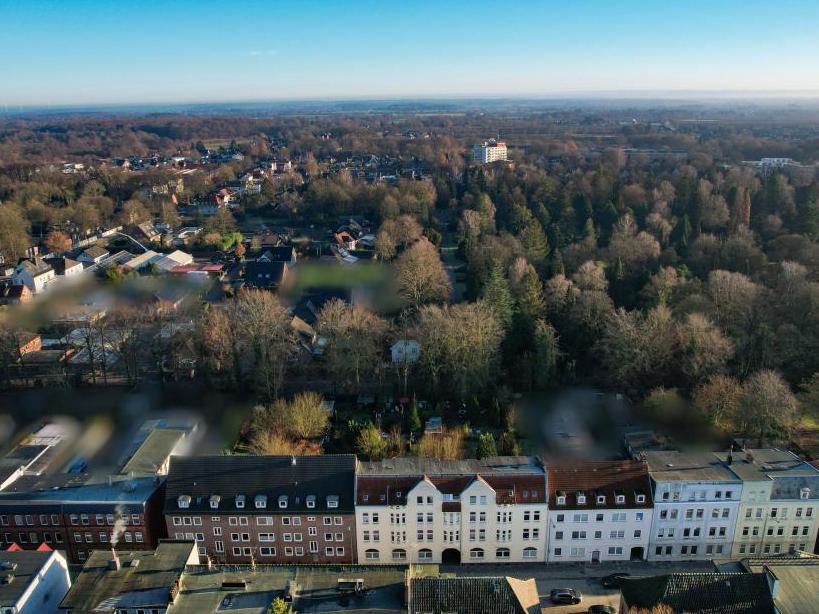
[12, 258, 55, 294]
[0, 550, 71, 614]
[645, 451, 743, 561]
[355, 457, 547, 564]
[546, 461, 653, 563]
[716, 448, 819, 558]
[472, 140, 508, 164]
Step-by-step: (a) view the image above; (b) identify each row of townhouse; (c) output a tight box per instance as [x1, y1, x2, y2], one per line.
[161, 450, 819, 566]
[4, 448, 817, 567]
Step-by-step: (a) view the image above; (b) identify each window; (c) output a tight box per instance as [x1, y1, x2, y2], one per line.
[554, 547, 562, 556]
[555, 531, 563, 540]
[392, 548, 407, 561]
[365, 549, 379, 560]
[418, 548, 432, 560]
[496, 547, 510, 559]
[608, 546, 623, 555]
[556, 514, 564, 522]
[523, 547, 537, 559]
[469, 548, 484, 560]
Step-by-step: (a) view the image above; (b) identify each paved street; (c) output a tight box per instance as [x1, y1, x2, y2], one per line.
[442, 559, 715, 612]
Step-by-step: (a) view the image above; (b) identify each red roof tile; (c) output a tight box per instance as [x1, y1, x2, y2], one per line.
[547, 461, 652, 510]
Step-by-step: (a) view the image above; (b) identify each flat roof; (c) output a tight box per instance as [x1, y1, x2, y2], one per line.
[743, 558, 819, 614]
[715, 449, 819, 481]
[121, 428, 186, 476]
[644, 451, 739, 483]
[168, 565, 406, 614]
[0, 475, 161, 506]
[60, 542, 195, 612]
[358, 456, 542, 476]
[0, 551, 60, 607]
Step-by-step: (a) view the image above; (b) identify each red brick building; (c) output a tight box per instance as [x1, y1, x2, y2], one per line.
[0, 475, 166, 564]
[164, 454, 357, 564]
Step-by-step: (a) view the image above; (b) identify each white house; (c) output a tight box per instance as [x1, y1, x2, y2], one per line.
[717, 448, 819, 558]
[472, 140, 508, 164]
[44, 257, 84, 281]
[546, 461, 653, 563]
[391, 340, 420, 365]
[355, 457, 548, 565]
[77, 246, 110, 264]
[12, 258, 55, 294]
[0, 549, 71, 614]
[645, 451, 743, 561]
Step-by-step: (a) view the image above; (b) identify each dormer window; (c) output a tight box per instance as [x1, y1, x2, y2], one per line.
[636, 494, 646, 504]
[615, 495, 626, 505]
[556, 491, 566, 506]
[209, 495, 221, 510]
[596, 495, 606, 505]
[306, 495, 316, 509]
[177, 495, 191, 509]
[235, 495, 246, 509]
[255, 495, 267, 509]
[278, 495, 288, 509]
[801, 487, 811, 500]
[327, 495, 339, 509]
[576, 492, 586, 505]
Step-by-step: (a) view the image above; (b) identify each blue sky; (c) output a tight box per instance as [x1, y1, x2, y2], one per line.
[2, 0, 819, 106]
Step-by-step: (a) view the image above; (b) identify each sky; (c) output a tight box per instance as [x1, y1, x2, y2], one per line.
[2, 0, 819, 106]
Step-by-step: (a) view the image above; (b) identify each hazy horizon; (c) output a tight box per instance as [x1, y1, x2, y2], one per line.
[4, 0, 819, 107]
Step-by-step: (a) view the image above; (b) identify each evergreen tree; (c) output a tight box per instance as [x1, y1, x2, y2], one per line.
[476, 432, 498, 458]
[533, 319, 561, 389]
[481, 262, 514, 330]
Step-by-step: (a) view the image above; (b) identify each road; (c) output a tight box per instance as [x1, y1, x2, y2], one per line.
[442, 559, 714, 612]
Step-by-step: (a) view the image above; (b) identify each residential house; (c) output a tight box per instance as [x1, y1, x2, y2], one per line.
[618, 572, 776, 614]
[58, 540, 197, 614]
[136, 221, 161, 243]
[0, 550, 72, 614]
[210, 187, 238, 208]
[44, 257, 83, 280]
[12, 258, 55, 294]
[645, 451, 743, 561]
[546, 461, 653, 563]
[0, 285, 33, 305]
[333, 231, 357, 250]
[715, 448, 819, 558]
[258, 245, 297, 265]
[77, 246, 110, 265]
[390, 340, 420, 365]
[164, 455, 357, 564]
[244, 260, 288, 289]
[355, 456, 548, 565]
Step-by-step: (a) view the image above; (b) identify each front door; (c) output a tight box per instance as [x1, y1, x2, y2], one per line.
[592, 550, 600, 563]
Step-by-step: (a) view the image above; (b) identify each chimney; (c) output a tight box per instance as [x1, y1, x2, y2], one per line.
[108, 548, 121, 571]
[291, 456, 297, 467]
[727, 452, 733, 465]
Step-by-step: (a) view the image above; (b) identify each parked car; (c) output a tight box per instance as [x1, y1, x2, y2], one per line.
[601, 573, 631, 588]
[588, 606, 616, 614]
[550, 588, 582, 605]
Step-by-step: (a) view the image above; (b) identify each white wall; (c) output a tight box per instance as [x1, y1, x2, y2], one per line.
[546, 507, 651, 563]
[17, 551, 71, 614]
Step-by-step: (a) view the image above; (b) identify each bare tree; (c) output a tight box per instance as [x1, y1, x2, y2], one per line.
[394, 238, 451, 309]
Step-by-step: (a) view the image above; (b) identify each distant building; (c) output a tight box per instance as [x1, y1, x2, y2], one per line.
[391, 340, 420, 365]
[472, 139, 508, 164]
[0, 550, 71, 614]
[164, 455, 357, 564]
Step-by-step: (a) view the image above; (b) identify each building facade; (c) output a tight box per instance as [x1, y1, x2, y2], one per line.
[164, 455, 357, 564]
[645, 451, 743, 561]
[472, 140, 508, 164]
[717, 448, 819, 558]
[355, 457, 547, 565]
[0, 476, 166, 564]
[546, 461, 653, 563]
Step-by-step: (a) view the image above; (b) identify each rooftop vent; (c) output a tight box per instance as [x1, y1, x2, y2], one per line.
[130, 558, 140, 568]
[327, 495, 339, 509]
[0, 574, 13, 585]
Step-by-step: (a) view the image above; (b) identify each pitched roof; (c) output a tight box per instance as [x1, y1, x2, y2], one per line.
[121, 428, 186, 476]
[17, 258, 52, 276]
[81, 246, 109, 259]
[408, 576, 539, 614]
[258, 245, 295, 262]
[547, 461, 652, 509]
[245, 260, 287, 287]
[164, 455, 356, 514]
[44, 257, 81, 275]
[619, 573, 776, 614]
